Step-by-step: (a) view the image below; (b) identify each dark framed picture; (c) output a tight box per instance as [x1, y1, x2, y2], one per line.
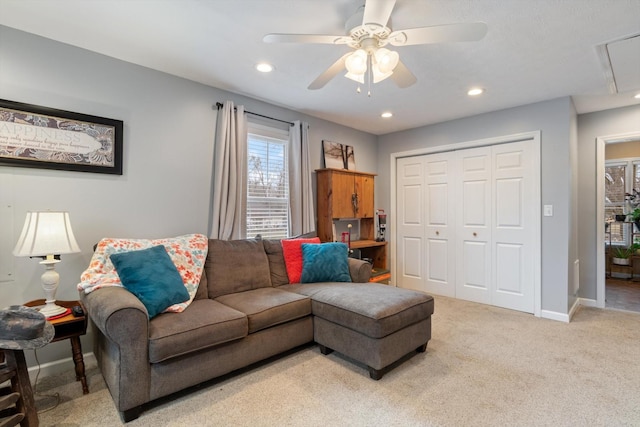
[0, 99, 123, 175]
[322, 140, 356, 170]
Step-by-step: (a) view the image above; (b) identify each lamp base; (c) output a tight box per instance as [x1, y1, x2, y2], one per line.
[38, 257, 66, 319]
[39, 302, 68, 318]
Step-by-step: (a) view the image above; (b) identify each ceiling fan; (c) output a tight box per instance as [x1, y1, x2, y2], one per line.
[264, 0, 488, 92]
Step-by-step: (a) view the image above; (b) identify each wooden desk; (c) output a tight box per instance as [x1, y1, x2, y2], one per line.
[24, 300, 89, 395]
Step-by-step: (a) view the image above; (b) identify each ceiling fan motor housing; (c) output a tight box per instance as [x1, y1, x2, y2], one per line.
[345, 5, 392, 49]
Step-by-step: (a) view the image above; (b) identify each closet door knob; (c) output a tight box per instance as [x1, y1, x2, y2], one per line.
[436, 231, 439, 236]
[473, 232, 477, 237]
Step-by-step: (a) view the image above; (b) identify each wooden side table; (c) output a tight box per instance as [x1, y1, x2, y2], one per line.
[24, 299, 89, 395]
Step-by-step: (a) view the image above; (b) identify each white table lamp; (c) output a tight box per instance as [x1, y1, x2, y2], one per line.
[13, 211, 81, 318]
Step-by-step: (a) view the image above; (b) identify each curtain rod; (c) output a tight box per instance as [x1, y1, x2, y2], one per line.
[216, 102, 294, 126]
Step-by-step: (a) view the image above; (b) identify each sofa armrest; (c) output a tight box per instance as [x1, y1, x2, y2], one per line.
[80, 286, 151, 412]
[348, 258, 373, 283]
[82, 286, 148, 336]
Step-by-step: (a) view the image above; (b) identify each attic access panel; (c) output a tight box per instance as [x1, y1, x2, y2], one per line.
[598, 34, 640, 94]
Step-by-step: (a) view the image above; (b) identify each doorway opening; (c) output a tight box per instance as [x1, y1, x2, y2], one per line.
[597, 133, 640, 313]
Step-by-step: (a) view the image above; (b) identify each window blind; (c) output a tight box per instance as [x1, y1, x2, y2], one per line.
[247, 132, 289, 239]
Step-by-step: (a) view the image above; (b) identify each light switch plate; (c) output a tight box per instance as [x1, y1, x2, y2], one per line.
[544, 205, 553, 217]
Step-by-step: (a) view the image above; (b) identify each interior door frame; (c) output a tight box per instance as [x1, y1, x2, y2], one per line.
[390, 131, 542, 317]
[596, 131, 640, 308]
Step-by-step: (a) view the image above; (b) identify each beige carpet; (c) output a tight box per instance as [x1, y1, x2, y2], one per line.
[34, 296, 640, 426]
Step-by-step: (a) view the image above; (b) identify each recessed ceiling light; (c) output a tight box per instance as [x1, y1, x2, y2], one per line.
[381, 112, 393, 118]
[634, 93, 640, 99]
[256, 63, 274, 73]
[467, 88, 484, 96]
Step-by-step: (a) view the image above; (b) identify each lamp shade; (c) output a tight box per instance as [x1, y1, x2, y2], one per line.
[13, 211, 80, 257]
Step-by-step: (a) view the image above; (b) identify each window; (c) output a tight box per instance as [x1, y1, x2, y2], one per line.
[246, 124, 289, 239]
[605, 159, 640, 245]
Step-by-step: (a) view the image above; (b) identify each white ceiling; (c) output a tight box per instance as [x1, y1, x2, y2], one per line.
[1, 0, 639, 135]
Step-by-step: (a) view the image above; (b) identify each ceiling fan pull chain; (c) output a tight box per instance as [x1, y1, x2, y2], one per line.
[368, 55, 372, 97]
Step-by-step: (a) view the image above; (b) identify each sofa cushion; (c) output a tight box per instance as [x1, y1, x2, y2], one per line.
[148, 299, 248, 363]
[263, 239, 290, 287]
[110, 245, 190, 319]
[206, 239, 272, 299]
[215, 288, 311, 334]
[281, 237, 320, 283]
[282, 282, 434, 339]
[300, 242, 351, 283]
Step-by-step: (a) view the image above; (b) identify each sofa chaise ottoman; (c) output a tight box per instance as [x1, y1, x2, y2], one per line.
[80, 236, 434, 422]
[284, 282, 433, 379]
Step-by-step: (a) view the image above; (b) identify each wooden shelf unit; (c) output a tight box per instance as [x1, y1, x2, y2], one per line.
[316, 168, 387, 270]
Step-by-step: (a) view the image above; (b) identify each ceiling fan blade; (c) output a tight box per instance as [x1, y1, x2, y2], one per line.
[390, 60, 417, 88]
[389, 22, 488, 46]
[263, 33, 351, 45]
[362, 0, 396, 27]
[308, 53, 351, 90]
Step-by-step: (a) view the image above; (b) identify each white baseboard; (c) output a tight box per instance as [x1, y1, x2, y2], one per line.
[540, 309, 570, 323]
[578, 297, 598, 308]
[27, 352, 96, 381]
[541, 298, 599, 323]
[568, 298, 581, 321]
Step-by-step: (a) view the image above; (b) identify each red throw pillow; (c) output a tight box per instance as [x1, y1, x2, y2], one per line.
[281, 237, 321, 283]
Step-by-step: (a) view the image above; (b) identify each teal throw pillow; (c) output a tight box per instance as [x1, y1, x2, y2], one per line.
[110, 245, 189, 319]
[300, 242, 352, 283]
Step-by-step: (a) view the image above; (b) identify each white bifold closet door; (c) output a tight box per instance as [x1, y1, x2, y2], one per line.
[396, 156, 427, 292]
[396, 140, 536, 313]
[396, 153, 456, 296]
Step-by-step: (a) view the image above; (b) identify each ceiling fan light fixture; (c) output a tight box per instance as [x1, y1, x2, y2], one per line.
[345, 49, 368, 74]
[374, 48, 399, 74]
[371, 65, 393, 83]
[345, 71, 365, 84]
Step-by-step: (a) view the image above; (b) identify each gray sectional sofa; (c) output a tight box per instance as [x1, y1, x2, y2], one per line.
[81, 238, 434, 422]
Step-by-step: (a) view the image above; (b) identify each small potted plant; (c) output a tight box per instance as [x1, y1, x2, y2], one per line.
[611, 243, 640, 265]
[631, 208, 640, 231]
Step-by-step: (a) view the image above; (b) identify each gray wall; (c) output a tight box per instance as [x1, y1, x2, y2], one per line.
[569, 102, 579, 310]
[0, 26, 377, 366]
[577, 105, 640, 301]
[377, 97, 575, 315]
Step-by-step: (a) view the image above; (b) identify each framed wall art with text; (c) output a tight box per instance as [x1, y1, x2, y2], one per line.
[0, 99, 123, 175]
